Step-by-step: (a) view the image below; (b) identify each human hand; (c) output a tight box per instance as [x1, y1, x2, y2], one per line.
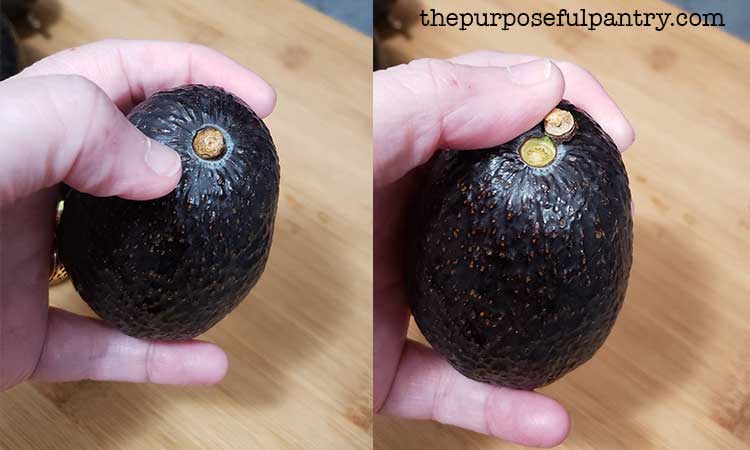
[374, 51, 635, 447]
[0, 39, 276, 392]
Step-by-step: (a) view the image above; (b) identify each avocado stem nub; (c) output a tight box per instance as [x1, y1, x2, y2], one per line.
[193, 127, 226, 160]
[544, 108, 576, 141]
[520, 136, 557, 168]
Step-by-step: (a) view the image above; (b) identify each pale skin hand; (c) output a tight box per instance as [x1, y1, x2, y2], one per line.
[0, 39, 277, 392]
[374, 51, 635, 448]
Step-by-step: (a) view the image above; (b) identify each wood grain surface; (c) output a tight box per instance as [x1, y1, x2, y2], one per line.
[0, 1, 372, 449]
[375, 0, 750, 449]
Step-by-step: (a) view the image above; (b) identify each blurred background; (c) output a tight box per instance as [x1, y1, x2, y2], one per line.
[375, 0, 750, 69]
[312, 0, 750, 41]
[672, 0, 750, 39]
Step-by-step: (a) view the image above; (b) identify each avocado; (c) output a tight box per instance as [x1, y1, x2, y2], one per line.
[406, 101, 633, 389]
[59, 85, 280, 340]
[0, 14, 18, 80]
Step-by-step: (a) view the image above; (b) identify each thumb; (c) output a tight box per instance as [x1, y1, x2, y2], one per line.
[0, 75, 182, 206]
[374, 58, 565, 187]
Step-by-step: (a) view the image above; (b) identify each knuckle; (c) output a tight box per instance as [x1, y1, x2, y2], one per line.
[60, 74, 100, 95]
[44, 74, 104, 107]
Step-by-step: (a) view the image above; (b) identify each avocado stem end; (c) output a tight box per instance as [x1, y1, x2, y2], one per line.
[193, 127, 226, 160]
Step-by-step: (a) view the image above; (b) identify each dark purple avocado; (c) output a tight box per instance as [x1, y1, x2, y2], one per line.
[59, 85, 280, 340]
[406, 101, 633, 389]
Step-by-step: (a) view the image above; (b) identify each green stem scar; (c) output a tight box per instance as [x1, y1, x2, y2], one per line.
[520, 136, 557, 168]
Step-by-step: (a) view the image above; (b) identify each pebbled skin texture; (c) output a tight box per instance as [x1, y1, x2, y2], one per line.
[406, 101, 633, 389]
[59, 85, 280, 340]
[0, 14, 18, 80]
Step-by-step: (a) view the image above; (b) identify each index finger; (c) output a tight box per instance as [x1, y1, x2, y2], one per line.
[450, 51, 635, 151]
[17, 39, 277, 118]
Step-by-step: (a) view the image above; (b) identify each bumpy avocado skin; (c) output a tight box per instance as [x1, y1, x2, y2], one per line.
[59, 85, 280, 340]
[407, 101, 633, 389]
[1, 14, 18, 80]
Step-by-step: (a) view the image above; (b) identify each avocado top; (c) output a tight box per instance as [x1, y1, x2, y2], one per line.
[406, 101, 633, 389]
[59, 85, 280, 340]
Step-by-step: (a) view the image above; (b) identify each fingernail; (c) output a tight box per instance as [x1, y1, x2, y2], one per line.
[145, 139, 181, 177]
[506, 59, 552, 86]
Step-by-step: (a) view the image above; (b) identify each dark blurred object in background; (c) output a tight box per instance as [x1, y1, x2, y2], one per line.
[374, 0, 397, 33]
[2, 0, 38, 26]
[373, 0, 398, 70]
[0, 14, 19, 80]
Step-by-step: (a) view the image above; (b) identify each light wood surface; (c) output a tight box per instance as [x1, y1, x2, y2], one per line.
[376, 0, 750, 449]
[0, 1, 372, 449]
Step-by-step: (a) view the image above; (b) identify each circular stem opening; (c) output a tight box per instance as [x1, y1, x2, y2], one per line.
[520, 136, 557, 168]
[192, 127, 226, 160]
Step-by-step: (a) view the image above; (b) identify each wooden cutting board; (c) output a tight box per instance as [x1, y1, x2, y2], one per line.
[0, 1, 372, 449]
[375, 0, 750, 449]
